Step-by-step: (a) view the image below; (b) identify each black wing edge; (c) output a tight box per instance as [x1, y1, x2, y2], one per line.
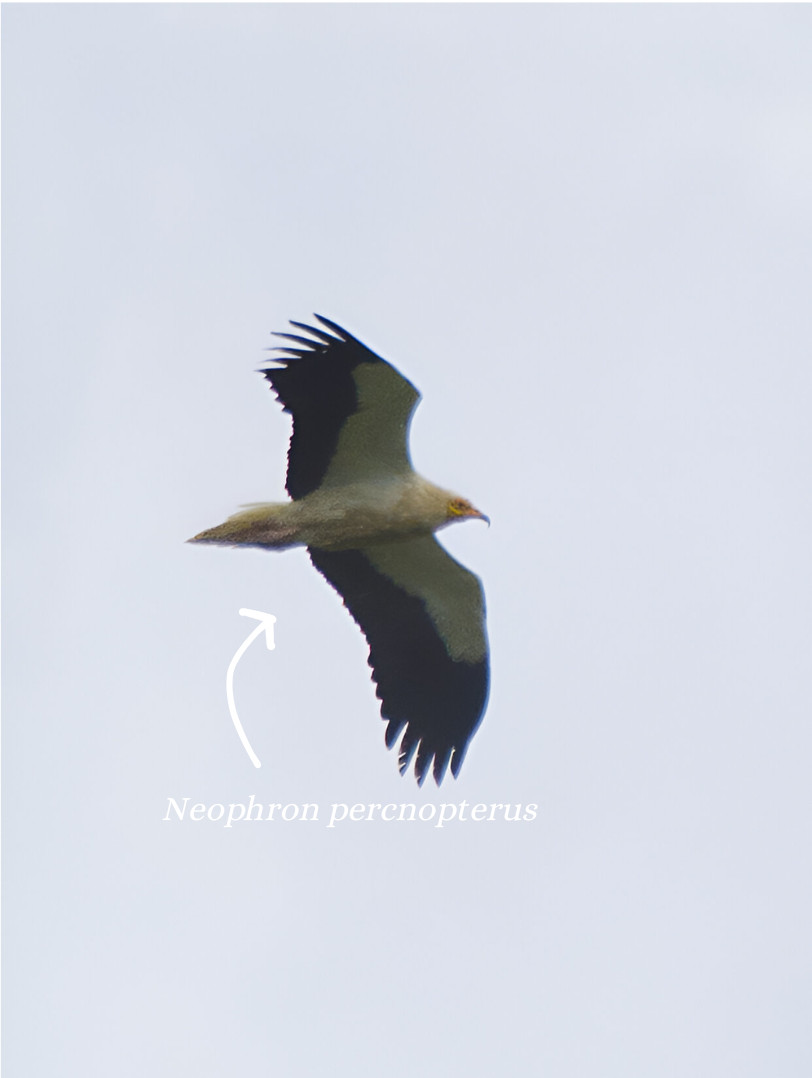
[269, 314, 355, 355]
[308, 547, 489, 785]
[263, 314, 377, 364]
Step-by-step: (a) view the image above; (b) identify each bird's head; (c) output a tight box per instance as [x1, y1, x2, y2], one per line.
[446, 496, 490, 527]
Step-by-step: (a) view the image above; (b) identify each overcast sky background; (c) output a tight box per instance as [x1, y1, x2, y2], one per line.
[3, 4, 812, 1075]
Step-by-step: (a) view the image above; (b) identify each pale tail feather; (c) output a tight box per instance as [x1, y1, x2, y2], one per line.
[188, 503, 301, 549]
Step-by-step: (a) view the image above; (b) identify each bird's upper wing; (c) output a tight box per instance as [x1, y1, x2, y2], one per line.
[309, 536, 489, 785]
[262, 316, 421, 500]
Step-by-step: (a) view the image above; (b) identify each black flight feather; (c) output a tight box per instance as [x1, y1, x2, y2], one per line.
[308, 545, 489, 785]
[261, 316, 392, 499]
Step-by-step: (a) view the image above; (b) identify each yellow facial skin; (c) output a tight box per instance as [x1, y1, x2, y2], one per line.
[446, 498, 490, 525]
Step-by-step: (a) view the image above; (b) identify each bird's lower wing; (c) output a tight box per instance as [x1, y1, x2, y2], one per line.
[308, 537, 489, 785]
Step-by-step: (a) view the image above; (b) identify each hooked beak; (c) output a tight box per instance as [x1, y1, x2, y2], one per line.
[469, 506, 490, 526]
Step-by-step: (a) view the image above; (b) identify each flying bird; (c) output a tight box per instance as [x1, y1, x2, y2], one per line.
[190, 316, 489, 784]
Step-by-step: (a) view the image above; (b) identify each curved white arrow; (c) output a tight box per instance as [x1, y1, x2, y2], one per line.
[226, 608, 276, 769]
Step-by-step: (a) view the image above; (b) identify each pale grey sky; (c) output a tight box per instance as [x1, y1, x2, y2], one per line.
[3, 4, 812, 1076]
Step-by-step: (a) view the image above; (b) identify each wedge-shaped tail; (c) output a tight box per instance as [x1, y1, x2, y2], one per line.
[189, 503, 300, 550]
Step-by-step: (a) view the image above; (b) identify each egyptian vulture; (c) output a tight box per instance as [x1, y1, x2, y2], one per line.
[190, 316, 489, 784]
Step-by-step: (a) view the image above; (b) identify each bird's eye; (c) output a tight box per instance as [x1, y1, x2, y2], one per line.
[448, 499, 468, 516]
